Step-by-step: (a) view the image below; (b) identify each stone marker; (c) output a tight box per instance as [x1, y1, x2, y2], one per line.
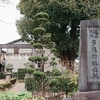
[79, 20, 100, 91]
[74, 20, 100, 100]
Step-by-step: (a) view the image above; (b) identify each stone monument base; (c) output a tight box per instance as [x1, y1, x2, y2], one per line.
[5, 73, 12, 83]
[73, 91, 100, 100]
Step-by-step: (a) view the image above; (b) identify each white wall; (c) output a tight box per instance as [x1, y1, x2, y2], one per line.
[43, 48, 62, 72]
[4, 39, 62, 72]
[5, 54, 31, 72]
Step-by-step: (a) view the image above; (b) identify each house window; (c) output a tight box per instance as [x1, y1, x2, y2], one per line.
[14, 47, 19, 54]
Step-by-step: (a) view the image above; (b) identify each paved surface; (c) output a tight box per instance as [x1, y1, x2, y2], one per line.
[8, 82, 26, 93]
[0, 79, 26, 93]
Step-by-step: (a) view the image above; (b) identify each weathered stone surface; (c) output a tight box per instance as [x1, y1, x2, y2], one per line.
[5, 72, 12, 82]
[73, 91, 100, 100]
[62, 98, 73, 100]
[79, 20, 100, 91]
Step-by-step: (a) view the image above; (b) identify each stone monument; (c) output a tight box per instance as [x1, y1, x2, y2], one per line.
[74, 20, 100, 100]
[5, 63, 13, 82]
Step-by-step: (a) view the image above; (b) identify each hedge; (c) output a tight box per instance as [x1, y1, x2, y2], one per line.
[10, 78, 17, 85]
[18, 68, 27, 81]
[0, 72, 5, 79]
[12, 72, 18, 78]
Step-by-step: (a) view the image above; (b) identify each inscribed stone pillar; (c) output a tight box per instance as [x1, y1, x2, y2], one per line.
[79, 20, 100, 91]
[74, 20, 100, 100]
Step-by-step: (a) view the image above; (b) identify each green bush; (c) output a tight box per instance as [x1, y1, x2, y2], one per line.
[10, 78, 17, 85]
[26, 68, 34, 74]
[18, 68, 27, 81]
[0, 82, 11, 90]
[47, 70, 78, 98]
[34, 71, 46, 79]
[12, 72, 18, 78]
[0, 72, 5, 79]
[0, 79, 17, 90]
[48, 79, 59, 93]
[51, 68, 61, 77]
[25, 77, 38, 93]
[28, 56, 42, 62]
[0, 91, 32, 100]
[45, 70, 51, 76]
[5, 63, 13, 68]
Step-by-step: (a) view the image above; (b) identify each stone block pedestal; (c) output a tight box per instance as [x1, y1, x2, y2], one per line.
[73, 91, 100, 100]
[5, 73, 12, 83]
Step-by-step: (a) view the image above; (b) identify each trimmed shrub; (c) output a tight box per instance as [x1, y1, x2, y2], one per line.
[0, 82, 11, 90]
[26, 68, 34, 74]
[25, 77, 38, 93]
[45, 70, 51, 76]
[10, 78, 17, 85]
[0, 72, 5, 79]
[12, 72, 18, 78]
[52, 68, 61, 77]
[18, 68, 27, 81]
[48, 79, 59, 93]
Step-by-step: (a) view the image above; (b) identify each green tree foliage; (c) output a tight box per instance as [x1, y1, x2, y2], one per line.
[25, 71, 48, 97]
[33, 71, 48, 97]
[24, 11, 57, 71]
[52, 68, 61, 77]
[25, 77, 38, 93]
[57, 76, 70, 97]
[48, 79, 59, 94]
[48, 71, 78, 98]
[61, 69, 78, 97]
[16, 0, 100, 65]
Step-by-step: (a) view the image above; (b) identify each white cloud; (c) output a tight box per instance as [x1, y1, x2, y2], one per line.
[0, 0, 21, 44]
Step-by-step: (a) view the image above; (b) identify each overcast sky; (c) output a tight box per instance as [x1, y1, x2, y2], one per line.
[0, 0, 21, 44]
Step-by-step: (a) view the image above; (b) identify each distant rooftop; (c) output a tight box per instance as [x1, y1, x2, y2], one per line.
[7, 38, 23, 44]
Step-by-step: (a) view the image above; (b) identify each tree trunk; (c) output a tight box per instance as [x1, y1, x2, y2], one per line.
[40, 48, 45, 72]
[41, 60, 45, 72]
[41, 78, 45, 97]
[60, 20, 78, 71]
[60, 50, 75, 71]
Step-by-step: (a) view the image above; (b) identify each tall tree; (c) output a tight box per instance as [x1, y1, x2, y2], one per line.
[28, 12, 52, 72]
[16, 0, 100, 70]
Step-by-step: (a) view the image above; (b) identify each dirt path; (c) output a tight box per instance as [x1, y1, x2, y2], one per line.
[8, 82, 26, 93]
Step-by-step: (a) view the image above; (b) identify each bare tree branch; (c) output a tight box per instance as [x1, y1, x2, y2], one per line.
[0, 0, 16, 24]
